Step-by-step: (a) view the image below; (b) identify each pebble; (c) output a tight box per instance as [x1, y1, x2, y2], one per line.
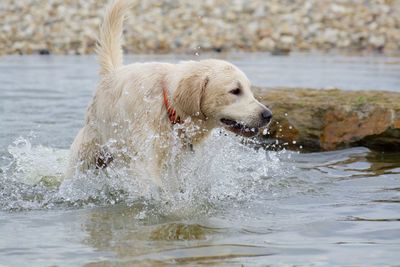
[0, 0, 399, 55]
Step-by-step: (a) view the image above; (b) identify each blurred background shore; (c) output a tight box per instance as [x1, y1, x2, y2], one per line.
[1, 0, 400, 56]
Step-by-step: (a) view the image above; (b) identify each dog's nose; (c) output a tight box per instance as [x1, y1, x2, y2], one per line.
[261, 109, 272, 124]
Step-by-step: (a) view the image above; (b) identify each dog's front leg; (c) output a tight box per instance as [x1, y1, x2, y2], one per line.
[66, 127, 101, 178]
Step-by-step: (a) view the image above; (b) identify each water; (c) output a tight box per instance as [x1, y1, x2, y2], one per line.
[0, 53, 400, 266]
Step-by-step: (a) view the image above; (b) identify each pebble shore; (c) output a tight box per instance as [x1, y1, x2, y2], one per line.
[1, 0, 399, 55]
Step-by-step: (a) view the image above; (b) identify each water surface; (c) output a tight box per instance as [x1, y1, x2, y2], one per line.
[0, 53, 399, 266]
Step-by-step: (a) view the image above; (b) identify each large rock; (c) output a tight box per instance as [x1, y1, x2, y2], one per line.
[255, 88, 400, 151]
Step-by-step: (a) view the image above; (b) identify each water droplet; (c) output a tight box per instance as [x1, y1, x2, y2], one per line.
[262, 128, 269, 135]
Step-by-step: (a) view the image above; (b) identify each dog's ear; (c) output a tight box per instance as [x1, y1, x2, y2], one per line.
[173, 74, 209, 119]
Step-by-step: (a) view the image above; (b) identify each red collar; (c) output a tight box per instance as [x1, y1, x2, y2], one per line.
[162, 86, 181, 124]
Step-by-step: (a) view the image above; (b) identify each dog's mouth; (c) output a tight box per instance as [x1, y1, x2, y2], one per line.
[220, 118, 259, 137]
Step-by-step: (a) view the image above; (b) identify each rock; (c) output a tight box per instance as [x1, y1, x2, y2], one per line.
[281, 35, 295, 45]
[369, 35, 385, 47]
[255, 88, 400, 151]
[257, 37, 275, 50]
[322, 28, 339, 44]
[330, 4, 348, 14]
[150, 223, 209, 240]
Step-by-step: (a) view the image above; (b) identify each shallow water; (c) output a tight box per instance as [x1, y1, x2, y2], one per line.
[0, 53, 400, 266]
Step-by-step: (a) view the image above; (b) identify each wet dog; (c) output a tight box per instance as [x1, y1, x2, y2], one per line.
[67, 0, 272, 185]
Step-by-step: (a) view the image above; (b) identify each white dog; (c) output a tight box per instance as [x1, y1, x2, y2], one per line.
[67, 0, 272, 185]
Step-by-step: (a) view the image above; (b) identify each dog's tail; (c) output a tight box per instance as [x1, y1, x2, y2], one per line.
[96, 0, 131, 76]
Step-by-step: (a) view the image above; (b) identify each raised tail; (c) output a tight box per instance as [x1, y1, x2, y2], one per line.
[96, 0, 132, 76]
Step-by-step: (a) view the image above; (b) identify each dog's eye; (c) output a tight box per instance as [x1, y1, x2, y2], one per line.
[229, 88, 241, 95]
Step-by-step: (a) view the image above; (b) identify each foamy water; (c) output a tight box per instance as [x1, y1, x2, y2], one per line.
[0, 130, 295, 213]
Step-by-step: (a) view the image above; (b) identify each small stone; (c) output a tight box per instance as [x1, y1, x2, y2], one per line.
[369, 35, 385, 47]
[281, 35, 295, 45]
[322, 28, 339, 43]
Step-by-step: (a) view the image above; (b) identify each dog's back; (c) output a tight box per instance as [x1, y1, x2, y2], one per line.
[67, 0, 175, 180]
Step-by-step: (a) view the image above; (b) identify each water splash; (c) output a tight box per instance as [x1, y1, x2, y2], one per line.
[0, 131, 296, 213]
[3, 137, 67, 185]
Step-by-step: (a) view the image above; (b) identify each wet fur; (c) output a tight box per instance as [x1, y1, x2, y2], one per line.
[67, 0, 270, 184]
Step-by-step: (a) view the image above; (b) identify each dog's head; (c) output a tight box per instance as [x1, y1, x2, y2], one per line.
[173, 59, 272, 137]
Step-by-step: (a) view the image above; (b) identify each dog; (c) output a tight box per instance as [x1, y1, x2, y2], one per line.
[67, 0, 272, 185]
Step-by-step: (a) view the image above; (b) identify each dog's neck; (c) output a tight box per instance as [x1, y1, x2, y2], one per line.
[162, 86, 181, 124]
[162, 79, 214, 146]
